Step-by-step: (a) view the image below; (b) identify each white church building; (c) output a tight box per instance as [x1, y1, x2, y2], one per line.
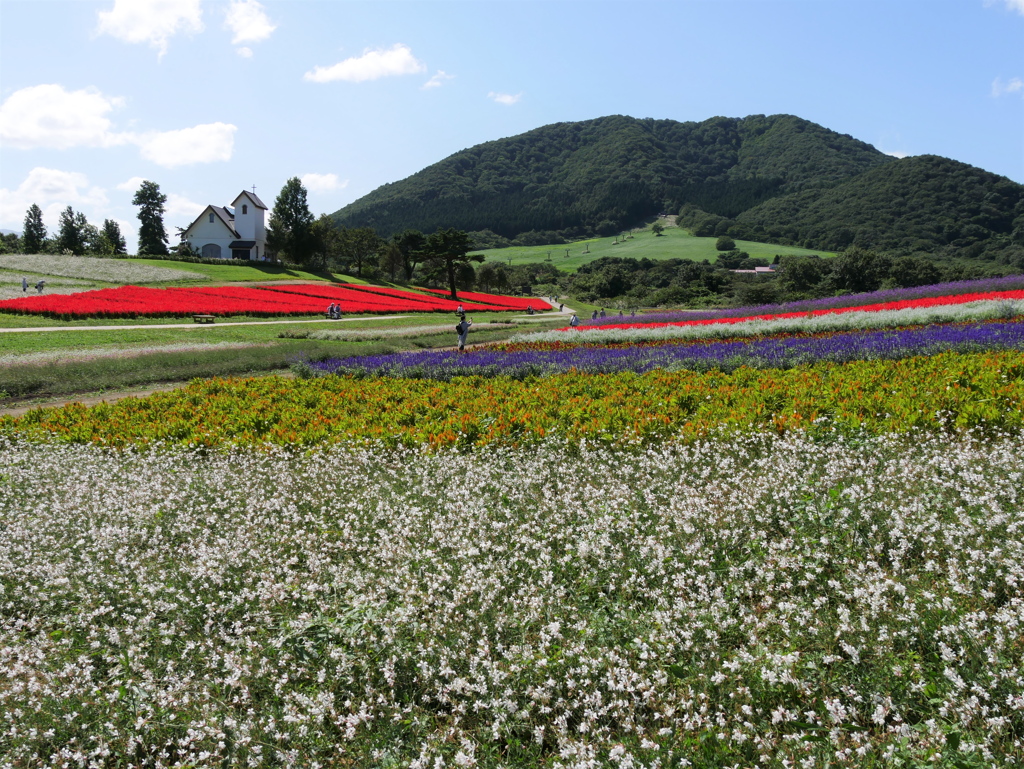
[181, 190, 269, 261]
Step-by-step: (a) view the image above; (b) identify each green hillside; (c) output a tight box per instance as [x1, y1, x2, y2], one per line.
[331, 114, 893, 240]
[736, 154, 1024, 258]
[474, 223, 833, 273]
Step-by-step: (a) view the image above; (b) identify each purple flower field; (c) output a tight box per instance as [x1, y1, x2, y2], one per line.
[301, 318, 1024, 380]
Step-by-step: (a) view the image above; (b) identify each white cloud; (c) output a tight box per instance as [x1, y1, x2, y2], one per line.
[423, 70, 455, 90]
[0, 84, 130, 150]
[116, 177, 148, 193]
[1, 85, 239, 168]
[0, 168, 108, 232]
[985, 0, 1024, 14]
[992, 76, 1024, 98]
[136, 122, 237, 167]
[165, 193, 207, 222]
[882, 149, 910, 159]
[488, 91, 523, 106]
[224, 0, 276, 45]
[300, 173, 348, 193]
[304, 44, 426, 84]
[95, 0, 203, 57]
[236, 46, 253, 58]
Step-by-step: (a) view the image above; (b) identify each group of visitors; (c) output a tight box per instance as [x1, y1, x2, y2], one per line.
[325, 303, 342, 319]
[21, 277, 45, 293]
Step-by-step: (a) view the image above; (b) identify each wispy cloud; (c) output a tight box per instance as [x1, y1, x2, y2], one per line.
[304, 44, 426, 84]
[95, 0, 203, 58]
[984, 0, 1024, 15]
[882, 149, 910, 159]
[488, 91, 522, 106]
[423, 70, 455, 90]
[116, 177, 148, 193]
[165, 193, 207, 221]
[992, 76, 1024, 98]
[300, 173, 348, 193]
[224, 0, 276, 53]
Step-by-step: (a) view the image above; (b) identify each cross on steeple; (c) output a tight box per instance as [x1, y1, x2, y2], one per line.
[251, 185, 257, 194]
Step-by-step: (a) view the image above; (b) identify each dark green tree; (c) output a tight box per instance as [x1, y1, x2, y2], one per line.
[267, 177, 315, 264]
[777, 256, 831, 295]
[56, 206, 87, 255]
[393, 229, 426, 281]
[715, 235, 736, 251]
[379, 241, 404, 280]
[828, 247, 891, 293]
[888, 256, 943, 289]
[0, 232, 20, 254]
[22, 204, 47, 254]
[133, 180, 169, 255]
[651, 221, 665, 236]
[94, 219, 128, 255]
[310, 214, 343, 270]
[337, 227, 382, 277]
[422, 228, 483, 300]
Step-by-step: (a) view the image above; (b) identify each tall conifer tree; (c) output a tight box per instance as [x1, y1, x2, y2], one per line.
[133, 180, 169, 255]
[22, 204, 46, 254]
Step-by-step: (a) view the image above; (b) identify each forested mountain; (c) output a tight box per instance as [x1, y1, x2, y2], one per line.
[734, 155, 1024, 255]
[331, 114, 893, 238]
[330, 113, 1024, 262]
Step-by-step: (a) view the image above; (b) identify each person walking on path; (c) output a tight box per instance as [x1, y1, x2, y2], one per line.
[22, 276, 28, 293]
[570, 313, 580, 328]
[456, 316, 473, 351]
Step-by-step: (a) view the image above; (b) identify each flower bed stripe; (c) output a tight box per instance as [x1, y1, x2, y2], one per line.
[575, 290, 1024, 333]
[0, 283, 537, 319]
[6, 351, 1024, 448]
[303, 318, 1024, 380]
[518, 298, 1024, 347]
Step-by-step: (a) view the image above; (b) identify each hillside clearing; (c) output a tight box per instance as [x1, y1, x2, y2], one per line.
[474, 225, 834, 272]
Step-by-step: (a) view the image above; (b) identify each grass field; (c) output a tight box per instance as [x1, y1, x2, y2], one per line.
[0, 314, 566, 403]
[474, 224, 834, 272]
[130, 258, 366, 284]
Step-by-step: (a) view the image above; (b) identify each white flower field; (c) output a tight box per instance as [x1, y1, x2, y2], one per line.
[1, 431, 1021, 767]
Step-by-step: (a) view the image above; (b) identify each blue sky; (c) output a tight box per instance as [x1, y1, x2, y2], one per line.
[1, 0, 1022, 252]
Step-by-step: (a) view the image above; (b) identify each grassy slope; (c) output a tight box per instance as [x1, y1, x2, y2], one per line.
[474, 225, 834, 272]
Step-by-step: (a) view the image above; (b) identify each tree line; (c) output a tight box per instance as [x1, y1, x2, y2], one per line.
[4, 180, 168, 258]
[265, 177, 482, 299]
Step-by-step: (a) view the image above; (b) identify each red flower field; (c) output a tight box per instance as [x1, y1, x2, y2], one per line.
[0, 283, 546, 320]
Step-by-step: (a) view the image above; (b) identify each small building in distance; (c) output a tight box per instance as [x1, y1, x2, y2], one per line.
[182, 190, 268, 260]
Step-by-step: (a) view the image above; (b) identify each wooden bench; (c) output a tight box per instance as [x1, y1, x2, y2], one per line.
[193, 314, 215, 324]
